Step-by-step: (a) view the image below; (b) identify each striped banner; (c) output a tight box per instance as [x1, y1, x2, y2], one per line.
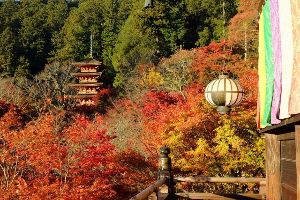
[258, 0, 300, 128]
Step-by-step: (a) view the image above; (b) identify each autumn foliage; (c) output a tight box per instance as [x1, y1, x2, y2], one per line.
[0, 0, 263, 197]
[0, 38, 263, 198]
[0, 107, 129, 199]
[103, 39, 262, 180]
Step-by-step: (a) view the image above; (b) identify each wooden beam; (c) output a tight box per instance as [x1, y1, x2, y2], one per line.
[176, 193, 263, 200]
[277, 132, 295, 141]
[130, 178, 166, 200]
[175, 177, 265, 183]
[260, 114, 300, 134]
[71, 72, 102, 76]
[265, 133, 281, 200]
[296, 126, 300, 200]
[69, 83, 103, 87]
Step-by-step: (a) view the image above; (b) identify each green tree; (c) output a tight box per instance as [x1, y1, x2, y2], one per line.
[45, 0, 69, 57]
[0, 0, 70, 77]
[0, 28, 17, 76]
[54, 0, 133, 68]
[54, 0, 104, 61]
[139, 0, 188, 56]
[17, 0, 69, 75]
[158, 50, 196, 99]
[17, 0, 48, 73]
[101, 0, 133, 68]
[112, 11, 159, 87]
[185, 0, 238, 46]
[0, 0, 20, 76]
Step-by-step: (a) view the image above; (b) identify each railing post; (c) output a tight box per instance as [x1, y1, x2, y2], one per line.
[158, 146, 175, 199]
[259, 180, 266, 200]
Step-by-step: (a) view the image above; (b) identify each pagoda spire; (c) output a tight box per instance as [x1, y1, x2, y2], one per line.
[90, 33, 93, 59]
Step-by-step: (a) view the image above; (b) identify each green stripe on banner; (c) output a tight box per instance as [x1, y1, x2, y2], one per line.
[262, 0, 274, 127]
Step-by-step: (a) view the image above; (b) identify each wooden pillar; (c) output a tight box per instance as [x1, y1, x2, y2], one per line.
[265, 133, 281, 200]
[158, 146, 175, 199]
[296, 126, 300, 200]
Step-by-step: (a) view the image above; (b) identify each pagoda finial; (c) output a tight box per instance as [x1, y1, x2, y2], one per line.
[90, 33, 93, 59]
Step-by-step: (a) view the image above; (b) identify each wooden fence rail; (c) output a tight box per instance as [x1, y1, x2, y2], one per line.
[175, 176, 266, 200]
[175, 176, 265, 183]
[129, 178, 167, 200]
[130, 147, 266, 200]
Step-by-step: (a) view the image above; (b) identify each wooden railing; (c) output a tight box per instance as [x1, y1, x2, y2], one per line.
[175, 176, 266, 200]
[130, 178, 167, 200]
[130, 146, 266, 200]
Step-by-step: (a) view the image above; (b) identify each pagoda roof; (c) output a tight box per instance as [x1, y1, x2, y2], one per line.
[73, 59, 102, 66]
[71, 72, 102, 76]
[69, 83, 103, 87]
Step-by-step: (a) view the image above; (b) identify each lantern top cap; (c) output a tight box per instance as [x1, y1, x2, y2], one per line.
[218, 73, 229, 79]
[160, 146, 170, 155]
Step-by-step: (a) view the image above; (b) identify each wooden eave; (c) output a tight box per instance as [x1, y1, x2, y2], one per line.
[260, 114, 300, 134]
[71, 72, 102, 76]
[69, 83, 103, 87]
[72, 94, 97, 99]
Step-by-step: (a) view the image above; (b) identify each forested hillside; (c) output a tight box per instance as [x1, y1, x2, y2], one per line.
[0, 0, 238, 78]
[0, 0, 263, 199]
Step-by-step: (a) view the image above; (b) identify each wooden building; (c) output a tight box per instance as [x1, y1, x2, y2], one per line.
[261, 115, 300, 199]
[69, 59, 103, 106]
[257, 0, 300, 199]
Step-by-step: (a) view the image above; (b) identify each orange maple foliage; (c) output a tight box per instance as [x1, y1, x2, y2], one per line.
[136, 41, 261, 178]
[0, 107, 127, 199]
[228, 0, 261, 57]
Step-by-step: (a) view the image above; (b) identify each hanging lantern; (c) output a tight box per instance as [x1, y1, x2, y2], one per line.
[205, 74, 244, 114]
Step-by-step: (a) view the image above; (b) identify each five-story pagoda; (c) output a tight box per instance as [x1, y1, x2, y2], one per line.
[69, 59, 103, 106]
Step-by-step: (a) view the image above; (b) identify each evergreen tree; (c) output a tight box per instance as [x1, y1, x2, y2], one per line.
[18, 0, 48, 73]
[101, 0, 133, 68]
[54, 0, 104, 61]
[45, 0, 70, 61]
[0, 27, 17, 76]
[112, 11, 159, 87]
[0, 0, 69, 77]
[0, 0, 20, 76]
[185, 0, 238, 47]
[139, 0, 188, 56]
[54, 0, 133, 67]
[18, 0, 69, 74]
[0, 0, 238, 80]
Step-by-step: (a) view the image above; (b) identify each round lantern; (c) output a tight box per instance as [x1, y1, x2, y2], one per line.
[205, 74, 244, 114]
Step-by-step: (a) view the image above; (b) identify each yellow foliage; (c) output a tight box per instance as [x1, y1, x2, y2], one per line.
[142, 68, 164, 88]
[193, 138, 210, 156]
